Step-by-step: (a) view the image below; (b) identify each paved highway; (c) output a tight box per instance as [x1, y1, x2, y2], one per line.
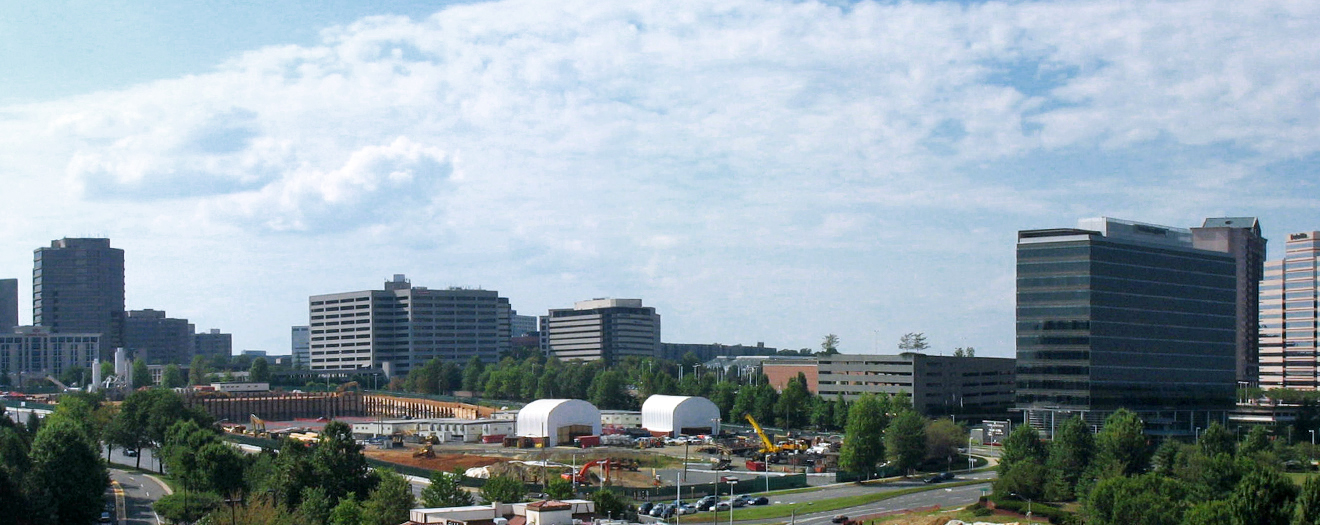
[110, 468, 170, 525]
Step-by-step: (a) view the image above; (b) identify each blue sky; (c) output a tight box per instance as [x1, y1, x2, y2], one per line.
[1, 0, 1317, 357]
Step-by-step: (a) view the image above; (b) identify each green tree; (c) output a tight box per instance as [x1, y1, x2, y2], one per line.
[1240, 426, 1271, 456]
[897, 333, 929, 352]
[995, 459, 1046, 501]
[422, 469, 474, 508]
[832, 394, 849, 430]
[1182, 500, 1233, 525]
[924, 418, 966, 465]
[1094, 408, 1147, 476]
[588, 370, 636, 410]
[1199, 422, 1234, 458]
[297, 486, 335, 525]
[1229, 467, 1297, 525]
[362, 470, 414, 525]
[1044, 416, 1094, 501]
[195, 441, 247, 498]
[1084, 473, 1187, 525]
[589, 488, 630, 520]
[838, 393, 887, 475]
[250, 357, 272, 383]
[952, 347, 975, 357]
[775, 373, 811, 430]
[809, 396, 834, 431]
[24, 415, 110, 525]
[154, 491, 223, 523]
[329, 494, 365, 525]
[58, 365, 89, 388]
[312, 421, 379, 503]
[886, 410, 927, 475]
[100, 361, 116, 382]
[131, 357, 151, 388]
[1297, 475, 1320, 525]
[189, 355, 210, 386]
[995, 423, 1046, 498]
[819, 334, 840, 355]
[546, 477, 574, 500]
[161, 364, 185, 389]
[480, 474, 526, 503]
[461, 355, 485, 392]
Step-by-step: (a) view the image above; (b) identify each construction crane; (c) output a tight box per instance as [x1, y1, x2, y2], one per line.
[744, 414, 781, 454]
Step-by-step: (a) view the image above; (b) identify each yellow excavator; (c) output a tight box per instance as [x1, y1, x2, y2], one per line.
[744, 414, 781, 454]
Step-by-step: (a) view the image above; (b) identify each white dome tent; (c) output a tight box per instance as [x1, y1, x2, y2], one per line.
[641, 395, 721, 437]
[516, 399, 601, 447]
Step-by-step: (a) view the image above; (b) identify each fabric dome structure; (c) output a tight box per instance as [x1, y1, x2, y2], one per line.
[642, 395, 721, 437]
[516, 399, 601, 447]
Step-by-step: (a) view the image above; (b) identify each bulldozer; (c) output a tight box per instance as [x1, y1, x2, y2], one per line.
[412, 444, 436, 459]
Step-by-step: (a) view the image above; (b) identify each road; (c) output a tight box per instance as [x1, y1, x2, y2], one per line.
[110, 468, 170, 525]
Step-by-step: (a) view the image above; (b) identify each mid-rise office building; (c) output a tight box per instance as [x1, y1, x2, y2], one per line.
[292, 326, 310, 369]
[1191, 217, 1267, 385]
[512, 314, 537, 337]
[0, 278, 17, 332]
[124, 309, 194, 365]
[659, 342, 778, 362]
[541, 298, 660, 363]
[33, 238, 125, 354]
[815, 353, 1015, 418]
[0, 326, 100, 385]
[308, 274, 512, 375]
[1016, 218, 1238, 436]
[1259, 231, 1320, 390]
[194, 328, 233, 361]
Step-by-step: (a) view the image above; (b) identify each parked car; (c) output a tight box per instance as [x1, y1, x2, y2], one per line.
[678, 504, 697, 515]
[639, 502, 655, 515]
[696, 496, 718, 511]
[731, 495, 751, 507]
[715, 502, 731, 511]
[649, 504, 668, 517]
[99, 511, 114, 523]
[752, 496, 769, 506]
[124, 448, 137, 457]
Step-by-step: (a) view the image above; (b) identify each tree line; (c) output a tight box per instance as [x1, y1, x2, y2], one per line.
[0, 395, 109, 525]
[991, 409, 1320, 525]
[835, 392, 969, 477]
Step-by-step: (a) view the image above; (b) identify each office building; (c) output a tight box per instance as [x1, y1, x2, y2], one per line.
[512, 314, 537, 337]
[659, 342, 778, 362]
[0, 326, 100, 385]
[815, 353, 1015, 418]
[292, 326, 310, 369]
[33, 238, 125, 354]
[0, 278, 16, 332]
[1016, 218, 1238, 436]
[1259, 231, 1320, 390]
[124, 309, 194, 365]
[308, 274, 512, 375]
[194, 328, 233, 361]
[1191, 217, 1267, 385]
[541, 298, 660, 363]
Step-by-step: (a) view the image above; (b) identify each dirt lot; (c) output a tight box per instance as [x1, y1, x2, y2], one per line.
[364, 449, 509, 472]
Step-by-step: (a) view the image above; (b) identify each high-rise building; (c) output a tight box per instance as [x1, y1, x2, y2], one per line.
[124, 309, 194, 365]
[1191, 217, 1267, 385]
[308, 274, 511, 375]
[33, 238, 125, 354]
[0, 278, 17, 332]
[0, 326, 100, 385]
[541, 298, 660, 363]
[511, 314, 537, 337]
[815, 353, 1016, 417]
[194, 327, 233, 362]
[1259, 231, 1320, 390]
[292, 326, 310, 369]
[1015, 218, 1238, 436]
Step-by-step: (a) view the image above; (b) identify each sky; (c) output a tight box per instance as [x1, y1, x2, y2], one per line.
[1, 0, 1318, 358]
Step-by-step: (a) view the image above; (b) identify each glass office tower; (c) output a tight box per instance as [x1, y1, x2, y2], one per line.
[1016, 218, 1237, 436]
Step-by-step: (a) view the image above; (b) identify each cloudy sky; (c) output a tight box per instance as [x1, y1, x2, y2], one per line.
[2, 0, 1317, 357]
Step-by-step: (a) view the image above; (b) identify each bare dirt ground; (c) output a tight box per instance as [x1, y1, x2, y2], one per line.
[364, 449, 509, 471]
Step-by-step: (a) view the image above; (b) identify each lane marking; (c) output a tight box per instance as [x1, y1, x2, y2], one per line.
[112, 480, 128, 522]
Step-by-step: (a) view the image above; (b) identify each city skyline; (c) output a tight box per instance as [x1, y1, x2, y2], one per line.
[2, 0, 1318, 356]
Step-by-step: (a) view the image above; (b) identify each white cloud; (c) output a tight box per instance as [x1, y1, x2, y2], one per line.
[1, 0, 1318, 353]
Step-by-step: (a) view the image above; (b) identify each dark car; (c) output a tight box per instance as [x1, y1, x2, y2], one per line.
[923, 475, 943, 483]
[649, 504, 668, 517]
[99, 511, 114, 524]
[639, 502, 655, 515]
[940, 472, 956, 481]
[831, 515, 849, 524]
[124, 449, 137, 457]
[752, 496, 769, 506]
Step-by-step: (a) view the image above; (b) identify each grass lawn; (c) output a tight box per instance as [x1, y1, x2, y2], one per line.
[1288, 472, 1315, 485]
[671, 480, 987, 522]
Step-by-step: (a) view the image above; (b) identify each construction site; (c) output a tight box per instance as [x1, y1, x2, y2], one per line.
[213, 392, 834, 493]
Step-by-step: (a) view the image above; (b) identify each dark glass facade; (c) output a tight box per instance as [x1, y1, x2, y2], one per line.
[1016, 227, 1237, 428]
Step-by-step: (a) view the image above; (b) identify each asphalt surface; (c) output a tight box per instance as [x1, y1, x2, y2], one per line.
[110, 468, 170, 525]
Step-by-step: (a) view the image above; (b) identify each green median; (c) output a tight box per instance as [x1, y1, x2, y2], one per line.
[677, 480, 988, 523]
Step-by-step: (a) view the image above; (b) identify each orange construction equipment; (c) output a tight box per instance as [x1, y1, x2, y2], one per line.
[561, 458, 614, 484]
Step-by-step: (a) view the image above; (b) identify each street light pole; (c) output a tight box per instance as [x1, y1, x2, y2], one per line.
[729, 481, 737, 525]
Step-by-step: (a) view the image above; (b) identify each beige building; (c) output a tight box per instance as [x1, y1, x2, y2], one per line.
[816, 353, 1015, 417]
[540, 299, 659, 363]
[0, 326, 100, 385]
[1259, 231, 1320, 390]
